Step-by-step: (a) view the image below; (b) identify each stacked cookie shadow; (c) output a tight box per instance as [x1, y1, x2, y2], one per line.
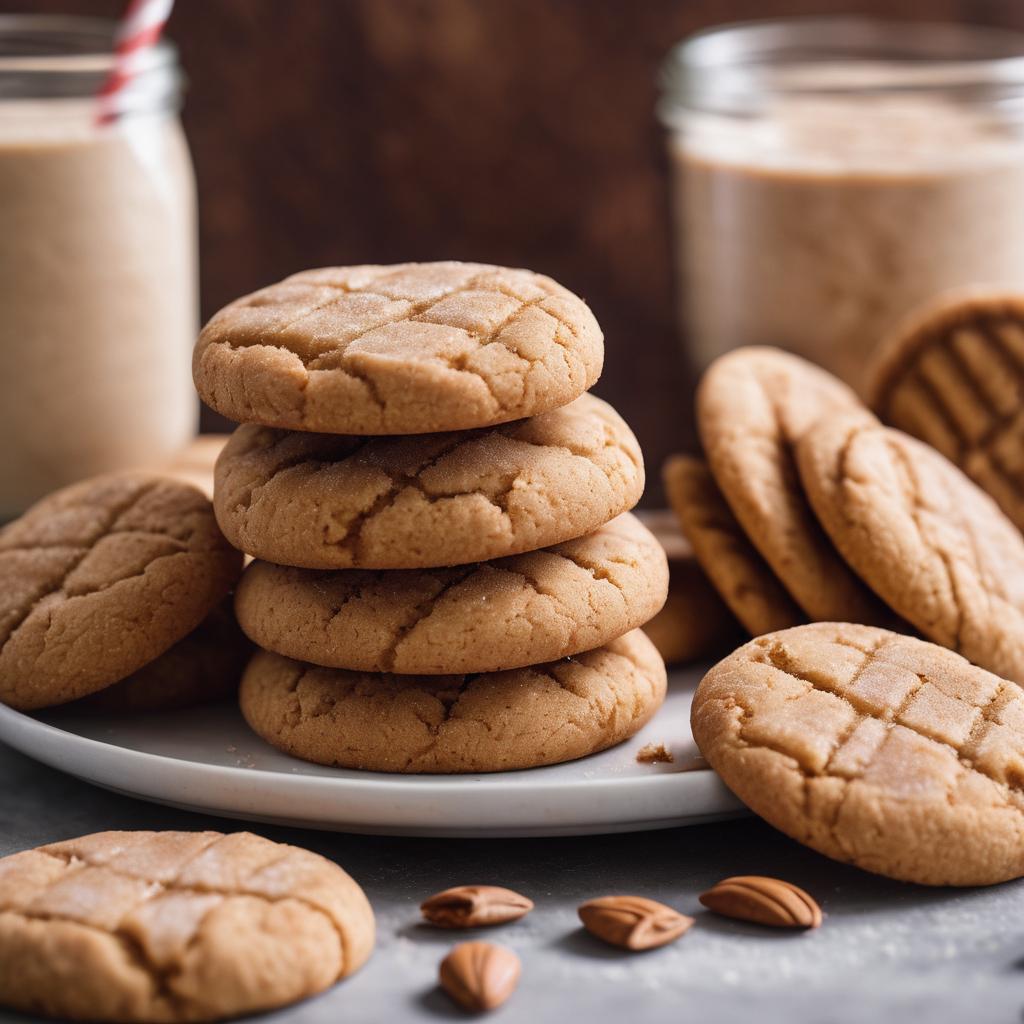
[195, 262, 670, 773]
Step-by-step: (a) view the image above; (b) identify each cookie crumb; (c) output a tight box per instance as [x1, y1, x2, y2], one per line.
[637, 743, 674, 764]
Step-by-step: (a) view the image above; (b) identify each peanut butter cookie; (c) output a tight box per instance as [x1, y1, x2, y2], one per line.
[797, 413, 1024, 687]
[692, 623, 1024, 885]
[697, 347, 889, 624]
[235, 513, 667, 674]
[0, 830, 374, 1021]
[214, 393, 643, 569]
[868, 290, 1024, 531]
[77, 601, 250, 714]
[240, 630, 666, 773]
[663, 454, 804, 637]
[635, 509, 739, 664]
[0, 474, 242, 711]
[194, 262, 603, 434]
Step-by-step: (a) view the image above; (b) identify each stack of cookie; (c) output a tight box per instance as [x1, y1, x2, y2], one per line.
[194, 262, 669, 773]
[665, 340, 1024, 693]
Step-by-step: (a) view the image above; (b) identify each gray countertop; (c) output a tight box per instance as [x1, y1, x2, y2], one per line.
[1, 740, 1022, 1024]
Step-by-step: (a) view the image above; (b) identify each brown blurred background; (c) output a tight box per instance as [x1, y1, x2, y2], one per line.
[9, 0, 1024, 502]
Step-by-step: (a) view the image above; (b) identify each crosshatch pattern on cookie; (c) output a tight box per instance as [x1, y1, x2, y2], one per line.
[195, 262, 603, 433]
[213, 394, 644, 570]
[870, 300, 1024, 530]
[240, 630, 667, 773]
[0, 475, 241, 709]
[693, 624, 1024, 884]
[739, 630, 1024, 803]
[234, 512, 668, 674]
[796, 414, 1024, 686]
[0, 831, 374, 1022]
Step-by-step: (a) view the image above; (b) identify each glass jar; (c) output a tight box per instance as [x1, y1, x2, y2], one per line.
[0, 15, 197, 518]
[659, 18, 1024, 387]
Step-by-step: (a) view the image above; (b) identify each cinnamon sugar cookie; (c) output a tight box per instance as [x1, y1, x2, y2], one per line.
[663, 454, 803, 637]
[797, 413, 1024, 687]
[194, 262, 603, 434]
[697, 347, 889, 624]
[240, 630, 666, 773]
[235, 513, 667, 674]
[693, 623, 1024, 885]
[0, 830, 374, 1021]
[214, 393, 643, 569]
[868, 290, 1024, 531]
[0, 474, 242, 710]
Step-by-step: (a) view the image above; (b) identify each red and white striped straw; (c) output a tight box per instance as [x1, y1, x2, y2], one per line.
[96, 0, 175, 125]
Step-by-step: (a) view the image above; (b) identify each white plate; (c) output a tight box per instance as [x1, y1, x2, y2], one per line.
[0, 666, 743, 837]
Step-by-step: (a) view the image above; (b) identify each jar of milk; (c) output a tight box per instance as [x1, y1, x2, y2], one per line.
[659, 18, 1024, 388]
[0, 15, 197, 518]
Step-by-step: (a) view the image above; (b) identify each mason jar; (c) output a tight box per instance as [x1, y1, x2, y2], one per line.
[0, 15, 198, 518]
[659, 18, 1024, 388]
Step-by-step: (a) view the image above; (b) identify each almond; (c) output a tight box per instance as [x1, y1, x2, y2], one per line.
[439, 941, 521, 1012]
[577, 895, 694, 950]
[421, 885, 533, 928]
[699, 875, 822, 928]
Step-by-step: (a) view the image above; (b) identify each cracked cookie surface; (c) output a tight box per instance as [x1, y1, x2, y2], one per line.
[0, 830, 374, 1022]
[635, 509, 740, 665]
[663, 454, 803, 637]
[77, 601, 251, 714]
[797, 413, 1024, 687]
[235, 513, 667, 674]
[213, 393, 644, 569]
[692, 623, 1024, 885]
[697, 347, 890, 624]
[240, 629, 666, 773]
[868, 290, 1024, 533]
[0, 474, 243, 710]
[193, 262, 603, 434]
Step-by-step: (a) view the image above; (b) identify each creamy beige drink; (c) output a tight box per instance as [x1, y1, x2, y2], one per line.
[661, 19, 1024, 388]
[0, 20, 197, 518]
[670, 99, 1024, 385]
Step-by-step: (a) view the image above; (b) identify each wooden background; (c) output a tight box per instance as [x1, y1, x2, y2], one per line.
[8, 0, 1023, 501]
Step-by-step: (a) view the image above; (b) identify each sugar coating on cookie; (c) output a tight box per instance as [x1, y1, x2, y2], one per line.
[214, 393, 644, 570]
[240, 630, 666, 773]
[693, 623, 1024, 886]
[868, 290, 1024, 533]
[193, 262, 604, 434]
[0, 830, 374, 1022]
[797, 413, 1024, 688]
[635, 509, 739, 665]
[235, 513, 668, 674]
[663, 454, 803, 637]
[0, 473, 243, 710]
[696, 346, 890, 624]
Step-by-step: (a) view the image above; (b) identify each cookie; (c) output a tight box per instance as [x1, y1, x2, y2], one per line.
[214, 393, 643, 569]
[663, 454, 804, 637]
[868, 290, 1024, 532]
[634, 509, 739, 664]
[797, 413, 1024, 687]
[692, 623, 1024, 885]
[194, 262, 603, 435]
[77, 601, 250, 714]
[0, 474, 242, 711]
[240, 630, 666, 773]
[235, 513, 667, 674]
[697, 347, 889, 624]
[0, 830, 374, 1021]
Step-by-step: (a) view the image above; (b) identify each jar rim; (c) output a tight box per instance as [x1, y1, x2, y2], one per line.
[660, 17, 1024, 119]
[0, 13, 180, 110]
